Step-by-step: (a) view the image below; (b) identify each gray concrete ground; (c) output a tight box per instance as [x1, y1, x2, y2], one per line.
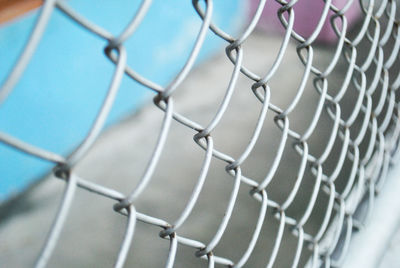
[0, 31, 399, 267]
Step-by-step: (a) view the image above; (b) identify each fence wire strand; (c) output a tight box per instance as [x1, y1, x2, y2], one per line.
[2, 0, 400, 267]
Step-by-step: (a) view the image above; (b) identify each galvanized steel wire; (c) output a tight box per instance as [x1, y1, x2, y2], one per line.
[2, 0, 400, 267]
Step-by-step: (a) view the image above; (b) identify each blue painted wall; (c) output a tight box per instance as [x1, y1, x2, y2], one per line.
[0, 0, 244, 200]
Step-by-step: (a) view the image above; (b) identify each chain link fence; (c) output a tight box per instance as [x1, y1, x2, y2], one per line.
[1, 0, 400, 267]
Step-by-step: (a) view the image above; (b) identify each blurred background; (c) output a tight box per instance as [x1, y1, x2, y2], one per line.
[1, 0, 400, 267]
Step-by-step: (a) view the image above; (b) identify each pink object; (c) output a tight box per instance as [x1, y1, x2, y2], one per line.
[250, 0, 361, 43]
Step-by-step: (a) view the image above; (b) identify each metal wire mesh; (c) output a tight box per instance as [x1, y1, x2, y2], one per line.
[2, 0, 400, 267]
